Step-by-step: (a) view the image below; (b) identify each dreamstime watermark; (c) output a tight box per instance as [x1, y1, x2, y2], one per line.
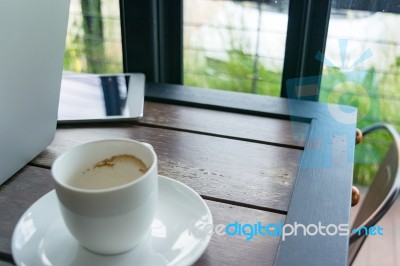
[188, 219, 383, 241]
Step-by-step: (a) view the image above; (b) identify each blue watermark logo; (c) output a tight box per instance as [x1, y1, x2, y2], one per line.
[352, 225, 383, 237]
[189, 219, 384, 241]
[286, 39, 380, 167]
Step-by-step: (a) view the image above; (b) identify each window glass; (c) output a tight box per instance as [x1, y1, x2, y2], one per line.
[64, 0, 123, 73]
[319, 1, 400, 186]
[183, 0, 289, 96]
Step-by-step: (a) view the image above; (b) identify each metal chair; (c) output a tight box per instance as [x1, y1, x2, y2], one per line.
[349, 123, 400, 265]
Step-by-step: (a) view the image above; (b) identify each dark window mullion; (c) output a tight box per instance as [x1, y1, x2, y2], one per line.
[281, 0, 332, 101]
[119, 0, 159, 81]
[119, 0, 182, 84]
[157, 0, 183, 84]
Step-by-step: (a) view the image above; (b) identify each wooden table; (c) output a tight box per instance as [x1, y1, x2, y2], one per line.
[0, 84, 357, 265]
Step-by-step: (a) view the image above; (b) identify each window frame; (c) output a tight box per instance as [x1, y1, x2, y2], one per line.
[119, 0, 332, 101]
[119, 0, 183, 84]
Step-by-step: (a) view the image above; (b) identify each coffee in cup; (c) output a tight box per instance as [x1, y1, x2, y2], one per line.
[52, 139, 158, 255]
[66, 154, 148, 190]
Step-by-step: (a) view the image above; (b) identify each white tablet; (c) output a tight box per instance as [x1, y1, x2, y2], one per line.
[58, 73, 145, 123]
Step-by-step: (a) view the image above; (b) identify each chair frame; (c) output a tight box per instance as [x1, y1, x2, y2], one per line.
[349, 123, 400, 265]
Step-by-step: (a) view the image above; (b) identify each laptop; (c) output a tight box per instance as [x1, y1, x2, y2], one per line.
[0, 0, 70, 185]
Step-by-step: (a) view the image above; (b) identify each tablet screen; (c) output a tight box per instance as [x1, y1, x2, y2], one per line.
[58, 73, 145, 123]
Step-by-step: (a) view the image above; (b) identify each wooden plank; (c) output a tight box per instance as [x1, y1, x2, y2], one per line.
[140, 102, 309, 148]
[275, 115, 356, 265]
[145, 83, 294, 119]
[195, 201, 285, 266]
[0, 166, 54, 257]
[148, 82, 358, 265]
[0, 166, 285, 266]
[364, 207, 395, 266]
[30, 126, 301, 212]
[148, 82, 357, 265]
[352, 197, 400, 266]
[394, 199, 400, 266]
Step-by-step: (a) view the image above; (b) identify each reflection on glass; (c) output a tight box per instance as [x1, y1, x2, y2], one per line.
[320, 3, 400, 185]
[183, 0, 289, 96]
[58, 73, 129, 120]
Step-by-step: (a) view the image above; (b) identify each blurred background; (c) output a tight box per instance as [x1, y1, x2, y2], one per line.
[63, 0, 400, 187]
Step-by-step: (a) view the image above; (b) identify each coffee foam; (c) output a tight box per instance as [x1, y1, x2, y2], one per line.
[67, 154, 148, 189]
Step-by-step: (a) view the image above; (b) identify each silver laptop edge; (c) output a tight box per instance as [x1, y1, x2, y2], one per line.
[0, 0, 71, 184]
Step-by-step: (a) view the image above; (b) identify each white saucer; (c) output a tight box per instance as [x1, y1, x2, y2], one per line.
[12, 175, 212, 266]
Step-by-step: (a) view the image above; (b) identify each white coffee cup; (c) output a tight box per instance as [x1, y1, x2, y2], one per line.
[51, 139, 158, 255]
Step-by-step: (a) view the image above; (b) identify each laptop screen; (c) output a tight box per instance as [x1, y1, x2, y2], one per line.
[0, 0, 71, 184]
